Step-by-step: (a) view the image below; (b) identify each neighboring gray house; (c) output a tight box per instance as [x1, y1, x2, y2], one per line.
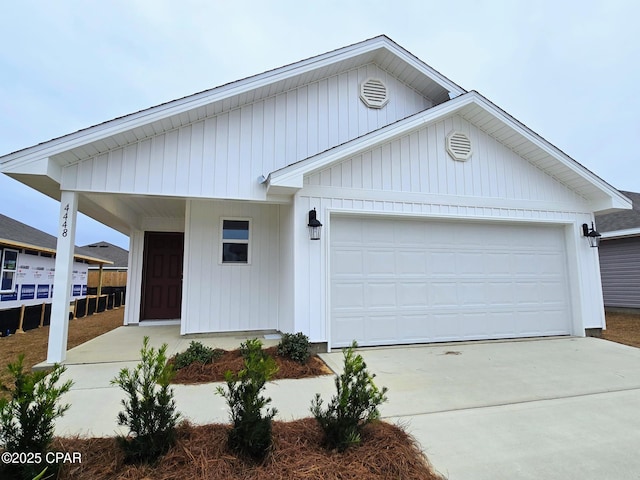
[596, 190, 640, 310]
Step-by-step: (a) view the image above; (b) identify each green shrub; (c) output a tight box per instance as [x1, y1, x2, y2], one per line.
[0, 355, 73, 479]
[277, 332, 311, 364]
[111, 337, 180, 464]
[239, 338, 265, 360]
[310, 341, 388, 452]
[173, 341, 224, 370]
[216, 338, 278, 461]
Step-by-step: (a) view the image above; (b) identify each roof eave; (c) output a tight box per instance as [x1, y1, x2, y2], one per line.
[0, 36, 464, 173]
[268, 91, 629, 211]
[0, 239, 113, 265]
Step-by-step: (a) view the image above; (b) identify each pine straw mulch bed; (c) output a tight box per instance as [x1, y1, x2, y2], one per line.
[170, 346, 333, 384]
[602, 311, 640, 348]
[55, 418, 443, 480]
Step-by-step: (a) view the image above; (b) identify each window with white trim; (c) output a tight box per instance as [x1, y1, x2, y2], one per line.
[221, 219, 251, 264]
[1, 249, 19, 293]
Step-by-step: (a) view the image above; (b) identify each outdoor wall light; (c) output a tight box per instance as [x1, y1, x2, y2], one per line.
[582, 222, 601, 248]
[308, 208, 323, 240]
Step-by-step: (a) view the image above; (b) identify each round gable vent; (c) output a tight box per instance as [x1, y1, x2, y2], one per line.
[360, 78, 389, 108]
[446, 131, 472, 161]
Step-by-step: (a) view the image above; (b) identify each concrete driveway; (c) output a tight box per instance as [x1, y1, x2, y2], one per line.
[321, 337, 640, 479]
[54, 329, 640, 479]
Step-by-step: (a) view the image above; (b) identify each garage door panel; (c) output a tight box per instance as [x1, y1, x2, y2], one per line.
[430, 313, 460, 340]
[398, 282, 428, 307]
[460, 312, 489, 338]
[487, 281, 514, 302]
[366, 249, 396, 275]
[456, 253, 486, 275]
[333, 315, 365, 343]
[332, 282, 365, 310]
[459, 282, 489, 306]
[367, 282, 397, 308]
[331, 217, 571, 347]
[538, 253, 564, 274]
[486, 253, 512, 274]
[540, 281, 566, 303]
[332, 248, 363, 275]
[366, 315, 398, 342]
[397, 250, 428, 275]
[430, 282, 459, 306]
[430, 252, 457, 275]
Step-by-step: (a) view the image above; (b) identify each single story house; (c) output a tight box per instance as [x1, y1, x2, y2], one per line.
[0, 35, 631, 363]
[596, 190, 640, 310]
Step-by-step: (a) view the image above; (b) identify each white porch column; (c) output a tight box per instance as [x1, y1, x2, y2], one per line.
[47, 191, 78, 364]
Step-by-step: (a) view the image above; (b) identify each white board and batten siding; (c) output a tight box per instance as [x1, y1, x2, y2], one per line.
[291, 112, 605, 347]
[305, 114, 590, 210]
[60, 64, 431, 201]
[180, 200, 281, 335]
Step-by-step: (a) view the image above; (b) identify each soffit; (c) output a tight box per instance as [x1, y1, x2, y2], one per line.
[2, 36, 463, 170]
[268, 92, 628, 210]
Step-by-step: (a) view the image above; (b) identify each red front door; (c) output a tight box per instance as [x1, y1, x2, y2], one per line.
[141, 232, 184, 320]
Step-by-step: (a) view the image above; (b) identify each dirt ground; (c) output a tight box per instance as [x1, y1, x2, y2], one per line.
[0, 307, 124, 394]
[601, 311, 640, 348]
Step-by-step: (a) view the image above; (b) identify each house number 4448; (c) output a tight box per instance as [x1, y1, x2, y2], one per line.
[61, 204, 70, 237]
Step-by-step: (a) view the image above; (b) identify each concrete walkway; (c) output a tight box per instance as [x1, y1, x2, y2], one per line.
[52, 326, 640, 479]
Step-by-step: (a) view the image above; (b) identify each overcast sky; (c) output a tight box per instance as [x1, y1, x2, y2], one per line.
[1, 0, 639, 250]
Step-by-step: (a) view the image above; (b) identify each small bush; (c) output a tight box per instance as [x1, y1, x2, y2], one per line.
[310, 341, 388, 452]
[0, 355, 73, 479]
[239, 338, 265, 360]
[277, 332, 311, 364]
[216, 338, 278, 461]
[111, 336, 180, 464]
[173, 341, 224, 370]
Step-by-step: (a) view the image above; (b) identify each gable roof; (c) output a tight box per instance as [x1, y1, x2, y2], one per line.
[80, 241, 129, 268]
[0, 35, 630, 220]
[596, 190, 640, 237]
[0, 35, 465, 174]
[0, 213, 112, 265]
[267, 90, 630, 214]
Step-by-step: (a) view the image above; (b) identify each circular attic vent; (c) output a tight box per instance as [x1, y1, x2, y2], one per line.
[446, 131, 472, 161]
[360, 78, 389, 108]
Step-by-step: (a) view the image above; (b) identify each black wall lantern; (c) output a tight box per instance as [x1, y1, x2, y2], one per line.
[582, 222, 601, 248]
[308, 208, 323, 240]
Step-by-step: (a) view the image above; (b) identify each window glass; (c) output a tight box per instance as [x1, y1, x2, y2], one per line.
[221, 219, 250, 264]
[222, 220, 249, 240]
[1, 249, 18, 292]
[2, 250, 18, 270]
[222, 243, 249, 263]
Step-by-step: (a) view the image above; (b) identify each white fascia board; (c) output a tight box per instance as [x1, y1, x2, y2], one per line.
[601, 227, 640, 239]
[270, 91, 628, 210]
[470, 92, 628, 208]
[2, 156, 62, 187]
[269, 94, 477, 189]
[1, 36, 461, 172]
[589, 195, 633, 214]
[383, 40, 466, 97]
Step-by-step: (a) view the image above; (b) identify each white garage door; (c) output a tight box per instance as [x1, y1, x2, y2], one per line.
[330, 216, 571, 347]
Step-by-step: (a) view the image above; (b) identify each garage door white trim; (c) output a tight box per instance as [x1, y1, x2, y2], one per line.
[329, 214, 572, 348]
